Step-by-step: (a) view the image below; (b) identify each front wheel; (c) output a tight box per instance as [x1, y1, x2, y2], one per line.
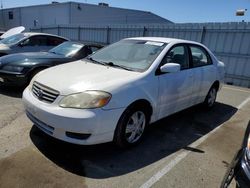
[203, 86, 217, 108]
[114, 105, 149, 148]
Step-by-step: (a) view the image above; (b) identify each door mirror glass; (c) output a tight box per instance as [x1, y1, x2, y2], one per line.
[19, 39, 29, 47]
[160, 63, 180, 73]
[18, 42, 24, 47]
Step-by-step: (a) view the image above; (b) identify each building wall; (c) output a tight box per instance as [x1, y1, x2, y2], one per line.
[0, 3, 70, 30]
[69, 3, 171, 24]
[0, 8, 21, 29]
[0, 2, 172, 30]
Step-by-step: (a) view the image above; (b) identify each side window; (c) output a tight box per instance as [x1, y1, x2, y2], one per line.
[90, 46, 101, 53]
[22, 36, 48, 46]
[47, 37, 66, 46]
[85, 46, 93, 56]
[190, 46, 211, 67]
[162, 45, 189, 70]
[74, 46, 90, 59]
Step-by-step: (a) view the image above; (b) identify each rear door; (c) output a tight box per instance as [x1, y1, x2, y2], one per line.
[188, 44, 216, 104]
[157, 44, 195, 119]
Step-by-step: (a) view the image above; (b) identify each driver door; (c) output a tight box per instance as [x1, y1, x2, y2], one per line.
[157, 44, 195, 119]
[15, 35, 50, 53]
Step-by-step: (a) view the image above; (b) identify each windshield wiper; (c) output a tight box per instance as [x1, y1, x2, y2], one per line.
[50, 51, 57, 55]
[86, 58, 135, 71]
[105, 62, 134, 71]
[86, 57, 106, 66]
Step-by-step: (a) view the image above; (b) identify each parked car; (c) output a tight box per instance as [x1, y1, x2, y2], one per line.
[0, 31, 4, 37]
[0, 32, 68, 57]
[0, 26, 25, 40]
[221, 121, 250, 188]
[23, 37, 225, 147]
[0, 41, 103, 86]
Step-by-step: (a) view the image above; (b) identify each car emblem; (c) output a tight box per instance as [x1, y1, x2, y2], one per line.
[37, 89, 44, 99]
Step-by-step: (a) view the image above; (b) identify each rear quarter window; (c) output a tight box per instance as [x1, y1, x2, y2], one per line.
[47, 36, 67, 46]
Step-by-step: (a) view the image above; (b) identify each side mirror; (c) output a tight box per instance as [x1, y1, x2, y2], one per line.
[160, 63, 180, 73]
[18, 39, 29, 47]
[18, 42, 25, 47]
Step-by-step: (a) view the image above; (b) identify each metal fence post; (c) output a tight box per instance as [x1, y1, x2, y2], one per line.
[200, 26, 206, 43]
[40, 27, 43, 33]
[106, 26, 110, 44]
[57, 25, 60, 36]
[143, 26, 147, 37]
[78, 26, 81, 41]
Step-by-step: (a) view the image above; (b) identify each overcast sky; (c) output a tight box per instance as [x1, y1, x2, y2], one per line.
[1, 0, 250, 23]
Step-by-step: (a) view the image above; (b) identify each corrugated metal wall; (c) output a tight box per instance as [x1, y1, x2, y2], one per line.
[31, 22, 250, 88]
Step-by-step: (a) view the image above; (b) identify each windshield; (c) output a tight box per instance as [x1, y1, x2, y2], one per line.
[49, 41, 84, 57]
[0, 33, 26, 46]
[88, 40, 167, 72]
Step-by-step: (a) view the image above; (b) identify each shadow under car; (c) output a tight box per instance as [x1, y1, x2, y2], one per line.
[30, 102, 237, 179]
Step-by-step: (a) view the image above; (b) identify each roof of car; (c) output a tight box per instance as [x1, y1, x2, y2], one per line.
[23, 32, 69, 40]
[127, 37, 201, 45]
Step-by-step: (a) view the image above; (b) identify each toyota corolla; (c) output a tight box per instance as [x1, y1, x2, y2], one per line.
[22, 37, 225, 147]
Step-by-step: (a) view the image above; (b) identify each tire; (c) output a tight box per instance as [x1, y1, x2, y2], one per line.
[220, 151, 241, 188]
[113, 104, 150, 148]
[203, 86, 217, 108]
[220, 166, 235, 188]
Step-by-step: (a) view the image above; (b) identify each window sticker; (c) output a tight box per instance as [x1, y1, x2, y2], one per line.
[145, 41, 164, 46]
[72, 44, 83, 48]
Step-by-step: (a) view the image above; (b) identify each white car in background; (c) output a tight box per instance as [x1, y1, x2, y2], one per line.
[0, 32, 68, 57]
[22, 37, 225, 147]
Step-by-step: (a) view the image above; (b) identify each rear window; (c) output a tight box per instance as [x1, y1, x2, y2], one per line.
[47, 36, 67, 46]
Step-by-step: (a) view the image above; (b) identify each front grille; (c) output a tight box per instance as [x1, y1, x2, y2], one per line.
[32, 81, 59, 103]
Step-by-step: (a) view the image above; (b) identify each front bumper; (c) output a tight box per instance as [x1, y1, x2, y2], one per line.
[0, 71, 28, 86]
[22, 87, 125, 145]
[235, 150, 250, 187]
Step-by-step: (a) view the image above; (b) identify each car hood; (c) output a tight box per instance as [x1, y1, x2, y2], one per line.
[0, 52, 66, 66]
[34, 60, 141, 95]
[0, 26, 25, 39]
[0, 43, 11, 51]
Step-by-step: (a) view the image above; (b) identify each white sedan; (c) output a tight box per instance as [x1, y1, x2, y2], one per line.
[23, 37, 225, 147]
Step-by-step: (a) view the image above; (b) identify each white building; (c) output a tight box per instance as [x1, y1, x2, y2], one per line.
[0, 2, 172, 30]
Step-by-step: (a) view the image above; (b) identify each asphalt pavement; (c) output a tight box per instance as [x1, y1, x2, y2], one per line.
[0, 85, 249, 188]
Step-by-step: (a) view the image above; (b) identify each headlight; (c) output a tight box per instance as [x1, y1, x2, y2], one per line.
[246, 133, 250, 159]
[2, 65, 24, 72]
[59, 91, 111, 109]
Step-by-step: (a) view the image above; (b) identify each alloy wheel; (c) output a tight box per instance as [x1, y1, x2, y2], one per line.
[125, 111, 146, 143]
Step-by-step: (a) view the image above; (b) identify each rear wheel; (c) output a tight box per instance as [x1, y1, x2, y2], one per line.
[203, 86, 217, 108]
[114, 105, 149, 148]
